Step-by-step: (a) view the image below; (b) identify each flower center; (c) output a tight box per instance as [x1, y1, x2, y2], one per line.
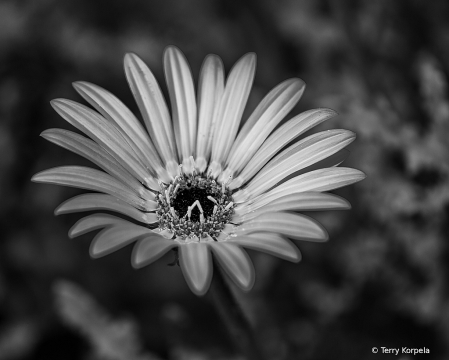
[156, 174, 234, 240]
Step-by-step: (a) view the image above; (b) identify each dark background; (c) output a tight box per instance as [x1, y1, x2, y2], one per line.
[1, 0, 449, 359]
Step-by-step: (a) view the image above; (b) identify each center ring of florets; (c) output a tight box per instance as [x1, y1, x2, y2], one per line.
[156, 173, 234, 240]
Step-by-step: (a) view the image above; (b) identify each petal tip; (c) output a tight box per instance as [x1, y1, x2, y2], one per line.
[163, 44, 182, 56]
[189, 282, 211, 296]
[67, 227, 78, 239]
[39, 129, 50, 138]
[54, 205, 62, 216]
[72, 81, 90, 94]
[238, 273, 255, 292]
[123, 52, 141, 68]
[88, 244, 103, 258]
[131, 254, 144, 269]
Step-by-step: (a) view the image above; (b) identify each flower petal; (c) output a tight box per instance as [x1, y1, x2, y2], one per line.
[41, 129, 143, 193]
[230, 108, 337, 190]
[179, 242, 212, 296]
[210, 242, 255, 291]
[233, 192, 350, 222]
[241, 130, 356, 199]
[224, 78, 305, 178]
[242, 167, 366, 209]
[72, 82, 170, 182]
[32, 166, 155, 211]
[195, 55, 225, 172]
[131, 235, 177, 268]
[69, 213, 130, 237]
[55, 193, 158, 224]
[229, 233, 301, 262]
[164, 46, 197, 172]
[50, 99, 158, 189]
[272, 148, 349, 189]
[234, 212, 328, 242]
[158, 228, 175, 239]
[208, 53, 256, 178]
[124, 53, 178, 176]
[90, 223, 152, 258]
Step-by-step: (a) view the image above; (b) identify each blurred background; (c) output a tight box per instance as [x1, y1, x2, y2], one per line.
[1, 0, 449, 359]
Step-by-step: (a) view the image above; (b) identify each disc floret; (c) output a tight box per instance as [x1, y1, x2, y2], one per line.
[156, 171, 234, 240]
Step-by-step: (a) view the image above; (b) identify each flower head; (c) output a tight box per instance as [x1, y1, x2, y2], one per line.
[32, 46, 365, 295]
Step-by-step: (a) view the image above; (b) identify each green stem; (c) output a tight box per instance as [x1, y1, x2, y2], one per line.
[209, 259, 266, 360]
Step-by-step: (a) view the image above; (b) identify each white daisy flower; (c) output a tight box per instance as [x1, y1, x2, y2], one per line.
[32, 46, 365, 295]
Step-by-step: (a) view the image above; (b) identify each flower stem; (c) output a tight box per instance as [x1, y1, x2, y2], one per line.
[209, 259, 266, 360]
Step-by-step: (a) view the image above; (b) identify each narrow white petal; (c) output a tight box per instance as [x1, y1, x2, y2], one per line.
[234, 212, 328, 241]
[233, 192, 350, 222]
[240, 167, 366, 209]
[51, 99, 157, 189]
[90, 223, 153, 258]
[73, 82, 170, 182]
[32, 166, 155, 211]
[209, 242, 255, 291]
[225, 78, 305, 177]
[132, 235, 177, 268]
[179, 242, 212, 296]
[41, 129, 142, 193]
[272, 148, 349, 188]
[55, 193, 158, 224]
[69, 213, 131, 238]
[164, 46, 197, 172]
[229, 233, 301, 262]
[196, 55, 225, 172]
[124, 53, 178, 176]
[243, 130, 356, 199]
[230, 108, 337, 190]
[208, 53, 256, 178]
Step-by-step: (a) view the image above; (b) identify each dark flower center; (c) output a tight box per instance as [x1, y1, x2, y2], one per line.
[172, 187, 214, 222]
[156, 174, 234, 240]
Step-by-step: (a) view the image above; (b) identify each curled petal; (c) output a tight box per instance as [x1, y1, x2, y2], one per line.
[132, 235, 177, 268]
[179, 242, 212, 296]
[209, 242, 255, 291]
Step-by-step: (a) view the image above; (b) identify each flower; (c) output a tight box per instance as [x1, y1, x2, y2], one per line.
[32, 46, 365, 295]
